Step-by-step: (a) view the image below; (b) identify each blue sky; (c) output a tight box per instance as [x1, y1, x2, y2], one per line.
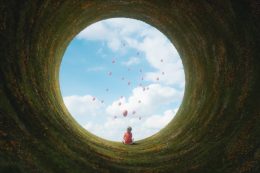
[59, 18, 185, 141]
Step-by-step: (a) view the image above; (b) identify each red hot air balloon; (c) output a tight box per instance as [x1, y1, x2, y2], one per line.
[123, 110, 128, 117]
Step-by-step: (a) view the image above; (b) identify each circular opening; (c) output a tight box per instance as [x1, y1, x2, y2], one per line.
[59, 18, 185, 142]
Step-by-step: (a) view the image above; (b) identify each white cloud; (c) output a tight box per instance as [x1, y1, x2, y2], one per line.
[127, 28, 185, 87]
[63, 95, 103, 117]
[76, 18, 149, 52]
[144, 109, 177, 129]
[106, 84, 183, 118]
[83, 108, 178, 141]
[77, 18, 185, 87]
[77, 22, 110, 41]
[121, 57, 140, 66]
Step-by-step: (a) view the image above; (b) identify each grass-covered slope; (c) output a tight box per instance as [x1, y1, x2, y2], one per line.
[0, 0, 259, 173]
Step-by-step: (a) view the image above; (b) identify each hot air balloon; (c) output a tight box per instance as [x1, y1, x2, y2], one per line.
[132, 111, 136, 115]
[123, 110, 128, 117]
[128, 81, 131, 86]
[156, 77, 160, 81]
[118, 102, 122, 106]
[160, 59, 164, 62]
[162, 72, 165, 75]
[92, 97, 96, 101]
[108, 72, 112, 76]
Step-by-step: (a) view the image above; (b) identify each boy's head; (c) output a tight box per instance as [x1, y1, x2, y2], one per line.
[127, 126, 132, 132]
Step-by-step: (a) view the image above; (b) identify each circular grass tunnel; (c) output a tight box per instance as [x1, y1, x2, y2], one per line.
[0, 1, 259, 173]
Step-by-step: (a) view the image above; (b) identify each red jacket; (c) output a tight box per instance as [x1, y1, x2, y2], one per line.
[123, 132, 132, 144]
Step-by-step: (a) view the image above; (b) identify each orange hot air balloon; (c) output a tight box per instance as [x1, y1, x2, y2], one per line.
[123, 110, 128, 117]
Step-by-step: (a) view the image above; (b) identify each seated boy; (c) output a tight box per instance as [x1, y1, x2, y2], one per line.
[122, 126, 134, 144]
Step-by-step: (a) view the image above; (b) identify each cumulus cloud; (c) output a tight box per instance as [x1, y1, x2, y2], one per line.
[64, 92, 180, 141]
[127, 28, 185, 87]
[77, 18, 149, 52]
[106, 84, 183, 118]
[122, 57, 140, 66]
[63, 95, 103, 117]
[84, 109, 178, 141]
[144, 109, 177, 129]
[76, 18, 185, 87]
